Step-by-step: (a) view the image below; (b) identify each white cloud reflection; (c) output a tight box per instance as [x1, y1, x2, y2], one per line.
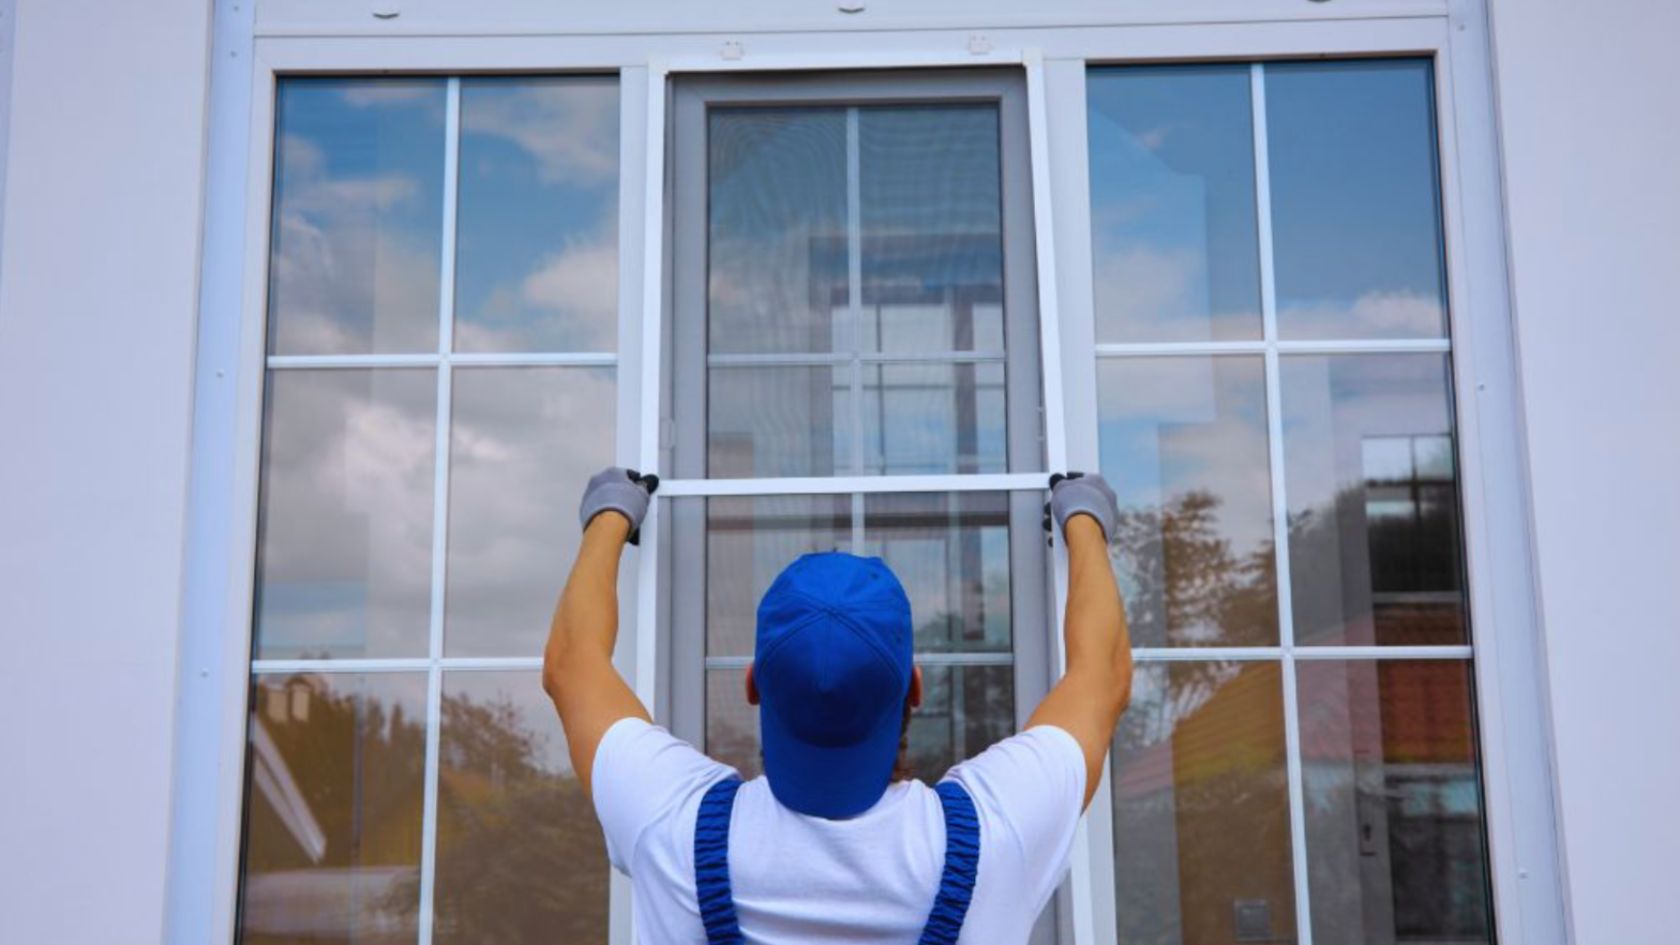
[444, 367, 616, 657]
[1279, 289, 1446, 339]
[256, 370, 436, 659]
[268, 122, 441, 354]
[460, 79, 618, 185]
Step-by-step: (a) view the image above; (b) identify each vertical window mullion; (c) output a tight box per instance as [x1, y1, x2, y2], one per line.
[847, 106, 866, 549]
[416, 75, 461, 945]
[1253, 61, 1316, 945]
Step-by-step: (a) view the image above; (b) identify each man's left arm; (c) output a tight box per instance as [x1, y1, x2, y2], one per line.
[542, 468, 656, 800]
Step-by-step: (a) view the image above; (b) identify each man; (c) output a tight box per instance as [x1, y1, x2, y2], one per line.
[543, 467, 1131, 943]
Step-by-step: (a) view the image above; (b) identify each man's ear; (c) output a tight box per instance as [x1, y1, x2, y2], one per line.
[909, 664, 923, 709]
[745, 662, 760, 706]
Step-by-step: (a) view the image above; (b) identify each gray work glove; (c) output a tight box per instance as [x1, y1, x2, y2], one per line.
[578, 466, 659, 545]
[1043, 472, 1120, 545]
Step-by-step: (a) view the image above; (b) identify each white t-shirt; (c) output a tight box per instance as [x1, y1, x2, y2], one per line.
[592, 718, 1086, 944]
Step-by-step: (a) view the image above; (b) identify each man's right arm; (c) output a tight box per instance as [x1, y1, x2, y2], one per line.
[1026, 476, 1132, 810]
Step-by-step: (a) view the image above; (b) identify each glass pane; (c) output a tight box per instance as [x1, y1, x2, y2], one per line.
[436, 672, 607, 943]
[1111, 661, 1295, 945]
[708, 365, 848, 478]
[706, 663, 1013, 783]
[1267, 60, 1448, 339]
[707, 362, 1010, 478]
[1281, 355, 1468, 646]
[454, 77, 619, 353]
[708, 108, 848, 355]
[705, 495, 853, 658]
[858, 301, 1005, 356]
[445, 367, 615, 656]
[1087, 65, 1263, 343]
[254, 369, 435, 660]
[1298, 661, 1493, 945]
[268, 78, 445, 355]
[859, 105, 1005, 354]
[239, 673, 427, 944]
[904, 664, 1014, 781]
[1098, 357, 1278, 647]
[706, 666, 763, 778]
[700, 100, 1032, 477]
[861, 362, 1007, 475]
[862, 492, 1012, 654]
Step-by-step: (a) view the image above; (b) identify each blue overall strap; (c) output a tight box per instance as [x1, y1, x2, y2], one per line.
[918, 780, 981, 945]
[694, 776, 745, 945]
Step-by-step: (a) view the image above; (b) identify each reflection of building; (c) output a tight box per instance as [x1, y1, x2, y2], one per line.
[1362, 434, 1466, 647]
[248, 703, 411, 943]
[241, 676, 426, 943]
[1113, 660, 1485, 945]
[241, 867, 417, 944]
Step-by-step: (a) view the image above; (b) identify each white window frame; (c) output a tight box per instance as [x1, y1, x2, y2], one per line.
[170, 5, 1566, 945]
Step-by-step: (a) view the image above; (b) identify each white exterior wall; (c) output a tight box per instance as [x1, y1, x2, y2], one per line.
[0, 1, 1674, 943]
[1486, 1, 1680, 942]
[0, 2, 212, 944]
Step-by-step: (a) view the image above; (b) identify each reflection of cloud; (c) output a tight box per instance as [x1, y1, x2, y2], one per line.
[451, 215, 619, 354]
[269, 121, 440, 353]
[521, 234, 617, 317]
[707, 222, 846, 352]
[257, 371, 435, 657]
[1091, 241, 1257, 342]
[1094, 245, 1199, 323]
[277, 134, 419, 213]
[270, 203, 437, 352]
[452, 79, 619, 353]
[444, 368, 616, 656]
[1281, 290, 1444, 338]
[461, 81, 617, 184]
[279, 134, 324, 176]
[1099, 359, 1274, 555]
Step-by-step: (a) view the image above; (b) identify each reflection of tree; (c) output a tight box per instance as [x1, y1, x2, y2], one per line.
[1108, 493, 1292, 944]
[416, 692, 609, 945]
[1112, 489, 1277, 649]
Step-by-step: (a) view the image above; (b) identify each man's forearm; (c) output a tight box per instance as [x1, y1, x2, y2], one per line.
[1027, 507, 1133, 807]
[1063, 516, 1132, 693]
[544, 513, 631, 678]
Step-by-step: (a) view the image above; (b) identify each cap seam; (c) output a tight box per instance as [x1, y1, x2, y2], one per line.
[760, 585, 908, 677]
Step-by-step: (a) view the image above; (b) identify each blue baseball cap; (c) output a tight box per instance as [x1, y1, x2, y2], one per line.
[754, 552, 913, 819]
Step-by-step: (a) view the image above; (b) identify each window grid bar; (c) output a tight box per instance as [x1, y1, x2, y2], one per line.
[707, 350, 1009, 366]
[1093, 338, 1451, 358]
[415, 74, 460, 945]
[1132, 645, 1474, 662]
[249, 644, 1475, 677]
[847, 106, 867, 552]
[1252, 62, 1317, 945]
[705, 651, 1017, 669]
[254, 658, 438, 674]
[266, 351, 617, 369]
[656, 472, 1049, 498]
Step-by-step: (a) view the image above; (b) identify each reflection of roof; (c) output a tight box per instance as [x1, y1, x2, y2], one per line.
[250, 718, 326, 862]
[1113, 661, 1473, 797]
[242, 866, 416, 937]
